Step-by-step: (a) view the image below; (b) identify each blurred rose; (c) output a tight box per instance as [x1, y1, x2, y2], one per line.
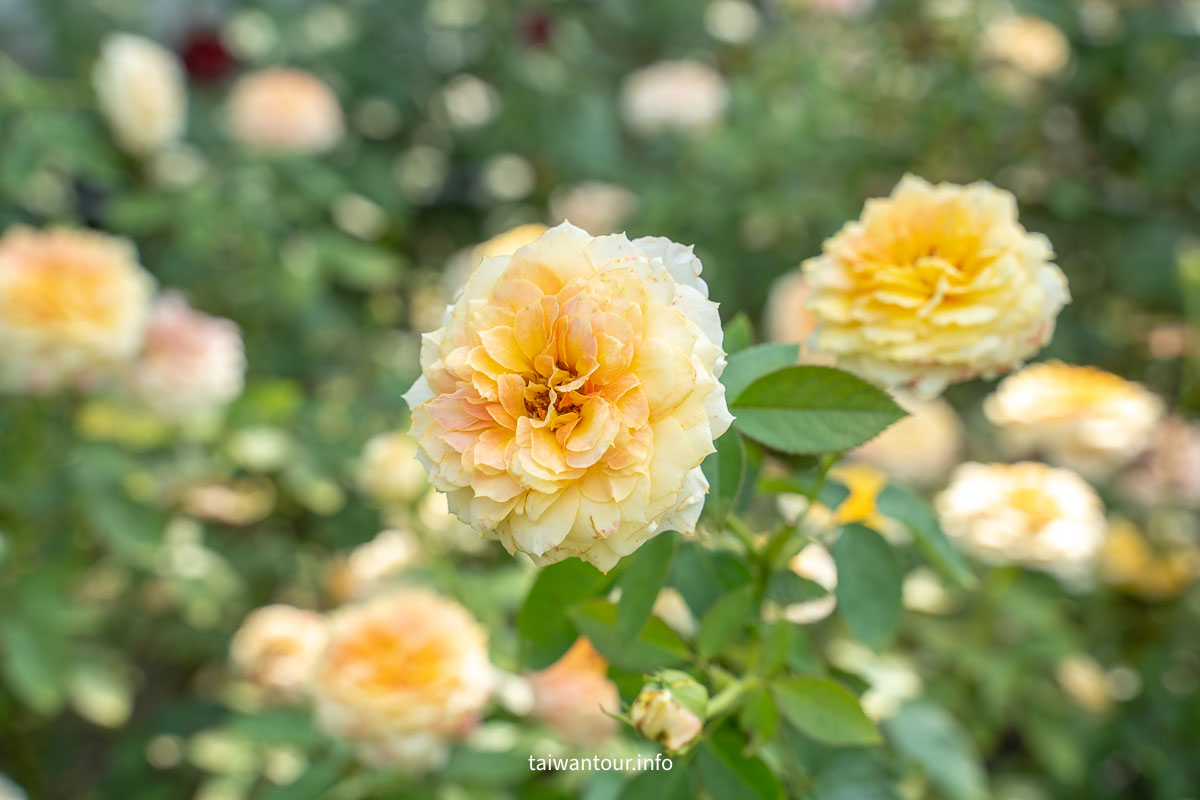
[983, 15, 1071, 79]
[180, 29, 234, 82]
[126, 293, 245, 420]
[93, 33, 186, 156]
[314, 588, 492, 770]
[329, 529, 422, 601]
[1118, 416, 1200, 507]
[1100, 516, 1200, 600]
[850, 392, 962, 486]
[621, 60, 729, 135]
[0, 774, 26, 800]
[803, 175, 1069, 397]
[763, 269, 829, 363]
[1056, 654, 1113, 713]
[985, 361, 1163, 478]
[799, 0, 873, 16]
[778, 542, 838, 624]
[404, 223, 732, 571]
[549, 183, 638, 235]
[630, 684, 703, 751]
[0, 227, 154, 392]
[230, 605, 328, 699]
[226, 68, 344, 154]
[528, 638, 619, 746]
[183, 478, 276, 526]
[936, 462, 1105, 581]
[653, 587, 697, 638]
[358, 432, 428, 505]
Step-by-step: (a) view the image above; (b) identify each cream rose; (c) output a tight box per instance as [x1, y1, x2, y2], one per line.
[0, 227, 154, 392]
[803, 175, 1069, 397]
[528, 638, 619, 746]
[850, 392, 962, 486]
[313, 588, 491, 770]
[358, 432, 429, 505]
[936, 462, 1105, 581]
[621, 60, 729, 135]
[328, 529, 422, 601]
[126, 293, 245, 420]
[226, 68, 344, 154]
[630, 684, 704, 751]
[404, 222, 732, 571]
[983, 15, 1071, 79]
[229, 604, 328, 699]
[93, 33, 186, 156]
[985, 361, 1163, 478]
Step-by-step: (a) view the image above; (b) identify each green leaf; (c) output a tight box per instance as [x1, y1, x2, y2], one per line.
[696, 729, 785, 800]
[617, 533, 679, 645]
[670, 545, 753, 619]
[721, 344, 800, 402]
[739, 687, 779, 746]
[0, 621, 67, 714]
[883, 702, 988, 800]
[876, 485, 975, 589]
[518, 560, 610, 668]
[730, 366, 906, 454]
[833, 525, 902, 650]
[723, 313, 755, 355]
[758, 621, 794, 676]
[260, 754, 351, 800]
[766, 571, 830, 606]
[620, 761, 693, 800]
[697, 583, 756, 659]
[701, 431, 746, 524]
[772, 676, 881, 746]
[569, 600, 689, 671]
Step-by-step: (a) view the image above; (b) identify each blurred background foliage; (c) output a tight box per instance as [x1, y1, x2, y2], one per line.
[1, 0, 1199, 799]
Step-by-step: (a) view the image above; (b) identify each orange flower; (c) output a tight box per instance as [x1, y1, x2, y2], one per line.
[528, 638, 619, 746]
[226, 68, 343, 154]
[0, 227, 154, 391]
[404, 223, 732, 570]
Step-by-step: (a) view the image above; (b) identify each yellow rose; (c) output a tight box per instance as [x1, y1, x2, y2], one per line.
[0, 227, 154, 392]
[528, 638, 619, 746]
[936, 462, 1105, 582]
[93, 33, 186, 156]
[230, 605, 328, 699]
[985, 361, 1163, 478]
[313, 588, 491, 770]
[1100, 517, 1200, 601]
[226, 68, 344, 154]
[404, 222, 732, 571]
[983, 15, 1071, 79]
[803, 175, 1069, 397]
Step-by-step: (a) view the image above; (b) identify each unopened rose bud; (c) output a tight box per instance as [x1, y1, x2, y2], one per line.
[630, 674, 706, 751]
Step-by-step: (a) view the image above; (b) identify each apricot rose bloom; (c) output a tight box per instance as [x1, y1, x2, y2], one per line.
[226, 68, 344, 154]
[229, 604, 328, 699]
[404, 222, 732, 570]
[528, 638, 619, 746]
[936, 462, 1105, 582]
[313, 588, 491, 770]
[984, 361, 1163, 478]
[803, 175, 1069, 396]
[0, 227, 154, 392]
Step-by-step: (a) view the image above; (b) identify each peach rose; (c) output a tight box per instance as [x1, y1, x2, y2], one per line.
[804, 175, 1069, 397]
[126, 293, 245, 420]
[936, 462, 1105, 581]
[528, 638, 619, 746]
[621, 60, 729, 135]
[358, 432, 429, 505]
[230, 605, 328, 699]
[404, 223, 732, 570]
[983, 15, 1071, 79]
[313, 588, 491, 770]
[0, 227, 154, 392]
[328, 529, 422, 601]
[226, 68, 344, 154]
[93, 33, 186, 156]
[984, 361, 1163, 478]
